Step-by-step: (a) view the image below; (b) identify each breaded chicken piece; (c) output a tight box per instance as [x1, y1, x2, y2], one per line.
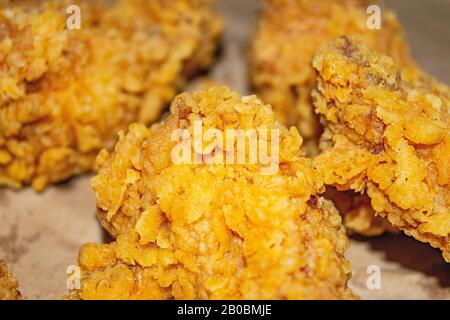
[250, 0, 412, 236]
[0, 261, 21, 300]
[0, 0, 222, 191]
[313, 37, 450, 262]
[68, 87, 355, 299]
[249, 0, 415, 155]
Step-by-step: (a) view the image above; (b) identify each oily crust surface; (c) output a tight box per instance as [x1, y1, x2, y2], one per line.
[69, 87, 355, 299]
[313, 37, 450, 262]
[0, 0, 222, 190]
[249, 0, 414, 155]
[0, 260, 21, 300]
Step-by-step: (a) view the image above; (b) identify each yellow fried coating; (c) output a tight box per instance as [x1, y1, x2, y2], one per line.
[313, 37, 450, 262]
[0, 0, 222, 191]
[0, 261, 21, 300]
[249, 0, 415, 155]
[69, 87, 355, 299]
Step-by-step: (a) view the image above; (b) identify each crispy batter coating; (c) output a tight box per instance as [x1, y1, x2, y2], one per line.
[250, 0, 413, 236]
[313, 37, 450, 262]
[0, 0, 222, 190]
[69, 87, 355, 299]
[249, 0, 415, 155]
[0, 261, 21, 300]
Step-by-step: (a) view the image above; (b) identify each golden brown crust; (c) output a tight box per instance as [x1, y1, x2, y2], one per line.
[249, 0, 415, 156]
[313, 37, 450, 262]
[250, 0, 413, 236]
[0, 0, 222, 190]
[70, 87, 355, 299]
[0, 261, 21, 300]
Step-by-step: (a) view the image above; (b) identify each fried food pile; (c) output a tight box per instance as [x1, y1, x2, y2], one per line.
[67, 87, 355, 299]
[313, 37, 450, 262]
[0, 261, 21, 300]
[0, 0, 222, 191]
[250, 0, 414, 155]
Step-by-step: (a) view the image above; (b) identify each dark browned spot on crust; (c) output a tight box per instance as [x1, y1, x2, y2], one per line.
[395, 71, 402, 87]
[370, 142, 385, 154]
[366, 109, 386, 146]
[177, 100, 192, 120]
[25, 77, 44, 94]
[384, 71, 401, 90]
[341, 36, 356, 58]
[307, 195, 318, 209]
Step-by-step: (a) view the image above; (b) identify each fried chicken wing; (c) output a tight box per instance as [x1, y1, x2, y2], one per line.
[0, 0, 222, 191]
[250, 0, 415, 155]
[0, 261, 21, 300]
[313, 37, 450, 262]
[250, 0, 413, 236]
[68, 87, 355, 299]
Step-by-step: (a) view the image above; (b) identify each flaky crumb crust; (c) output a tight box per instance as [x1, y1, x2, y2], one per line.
[0, 0, 222, 190]
[313, 37, 449, 262]
[69, 87, 355, 299]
